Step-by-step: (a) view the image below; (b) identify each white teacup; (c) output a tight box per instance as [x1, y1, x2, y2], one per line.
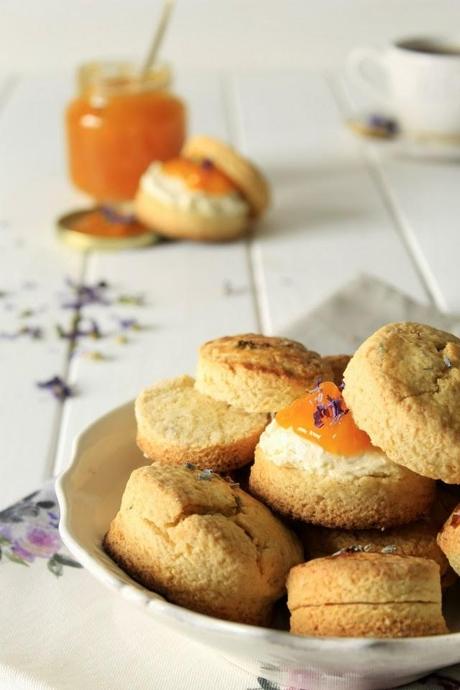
[348, 36, 460, 139]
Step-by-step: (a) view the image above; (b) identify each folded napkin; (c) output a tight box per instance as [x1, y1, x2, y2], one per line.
[1, 275, 460, 690]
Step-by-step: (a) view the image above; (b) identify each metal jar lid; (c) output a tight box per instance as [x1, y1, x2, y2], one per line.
[56, 207, 161, 251]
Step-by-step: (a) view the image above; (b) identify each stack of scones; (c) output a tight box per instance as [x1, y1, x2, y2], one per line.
[104, 324, 460, 637]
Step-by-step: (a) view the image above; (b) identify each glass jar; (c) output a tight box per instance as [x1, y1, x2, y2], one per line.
[65, 61, 186, 203]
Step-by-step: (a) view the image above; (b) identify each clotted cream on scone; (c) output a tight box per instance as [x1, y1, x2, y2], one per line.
[249, 382, 435, 528]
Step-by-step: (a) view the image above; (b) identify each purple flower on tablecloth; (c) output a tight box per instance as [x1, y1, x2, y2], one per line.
[17, 526, 61, 559]
[0, 524, 12, 541]
[11, 541, 35, 563]
[0, 483, 82, 575]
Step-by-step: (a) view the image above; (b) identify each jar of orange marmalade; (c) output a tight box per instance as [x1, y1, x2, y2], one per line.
[66, 61, 186, 203]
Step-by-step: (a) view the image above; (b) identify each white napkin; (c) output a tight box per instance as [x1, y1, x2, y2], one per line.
[1, 276, 460, 690]
[282, 274, 460, 352]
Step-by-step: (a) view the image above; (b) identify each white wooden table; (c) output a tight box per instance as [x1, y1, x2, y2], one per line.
[0, 68, 459, 510]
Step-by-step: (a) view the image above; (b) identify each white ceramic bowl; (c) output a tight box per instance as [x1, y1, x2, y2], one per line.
[56, 401, 460, 690]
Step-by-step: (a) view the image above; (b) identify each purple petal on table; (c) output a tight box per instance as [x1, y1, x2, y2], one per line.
[37, 376, 74, 401]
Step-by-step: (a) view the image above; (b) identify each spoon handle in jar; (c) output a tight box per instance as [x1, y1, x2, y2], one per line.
[141, 0, 176, 79]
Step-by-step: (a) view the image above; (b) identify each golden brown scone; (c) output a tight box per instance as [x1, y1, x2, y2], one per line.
[343, 322, 460, 483]
[135, 375, 268, 472]
[301, 517, 453, 586]
[195, 334, 333, 413]
[322, 354, 351, 387]
[249, 420, 435, 529]
[437, 503, 460, 576]
[104, 463, 303, 625]
[182, 135, 270, 216]
[287, 553, 448, 637]
[135, 187, 249, 242]
[135, 136, 270, 242]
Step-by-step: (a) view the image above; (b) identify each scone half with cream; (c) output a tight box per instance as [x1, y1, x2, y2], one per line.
[135, 135, 270, 242]
[249, 382, 435, 529]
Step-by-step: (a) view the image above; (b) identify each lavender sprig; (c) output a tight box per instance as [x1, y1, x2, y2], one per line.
[62, 279, 110, 310]
[37, 376, 74, 401]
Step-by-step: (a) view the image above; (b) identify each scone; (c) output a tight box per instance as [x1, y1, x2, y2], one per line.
[343, 322, 460, 483]
[195, 334, 333, 413]
[437, 503, 460, 576]
[103, 463, 303, 625]
[287, 553, 448, 637]
[249, 382, 435, 528]
[302, 518, 453, 587]
[135, 375, 268, 472]
[135, 135, 270, 242]
[322, 354, 351, 387]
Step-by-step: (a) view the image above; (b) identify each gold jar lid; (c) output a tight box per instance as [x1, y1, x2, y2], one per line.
[56, 207, 161, 251]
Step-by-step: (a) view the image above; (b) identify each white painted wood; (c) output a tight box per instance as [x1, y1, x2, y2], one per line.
[1, 0, 459, 74]
[339, 76, 460, 313]
[54, 73, 258, 474]
[230, 70, 429, 340]
[0, 75, 84, 506]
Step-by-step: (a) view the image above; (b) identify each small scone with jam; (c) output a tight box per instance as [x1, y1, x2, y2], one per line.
[249, 382, 435, 528]
[196, 333, 333, 414]
[287, 553, 448, 638]
[135, 135, 270, 242]
[135, 375, 268, 472]
[104, 462, 303, 625]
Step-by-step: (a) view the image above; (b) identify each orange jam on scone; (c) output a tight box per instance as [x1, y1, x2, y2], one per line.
[161, 157, 238, 195]
[276, 382, 372, 456]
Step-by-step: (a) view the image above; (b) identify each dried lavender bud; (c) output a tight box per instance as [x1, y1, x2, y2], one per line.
[117, 294, 145, 306]
[37, 376, 74, 401]
[184, 462, 196, 470]
[62, 278, 110, 309]
[332, 544, 372, 556]
[368, 114, 399, 136]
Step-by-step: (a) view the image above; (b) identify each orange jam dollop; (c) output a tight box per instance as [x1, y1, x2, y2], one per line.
[162, 157, 238, 195]
[276, 381, 372, 456]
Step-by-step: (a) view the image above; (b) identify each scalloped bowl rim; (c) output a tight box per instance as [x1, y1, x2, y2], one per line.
[55, 399, 460, 682]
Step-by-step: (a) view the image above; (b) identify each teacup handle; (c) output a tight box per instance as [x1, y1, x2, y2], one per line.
[347, 47, 390, 105]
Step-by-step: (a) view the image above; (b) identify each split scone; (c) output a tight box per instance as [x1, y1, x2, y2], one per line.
[135, 375, 268, 472]
[135, 135, 270, 242]
[195, 334, 333, 414]
[343, 322, 460, 483]
[287, 553, 448, 638]
[301, 517, 454, 587]
[249, 382, 435, 528]
[437, 503, 460, 576]
[104, 463, 303, 625]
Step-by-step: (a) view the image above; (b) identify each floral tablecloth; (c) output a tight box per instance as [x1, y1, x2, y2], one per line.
[0, 483, 459, 690]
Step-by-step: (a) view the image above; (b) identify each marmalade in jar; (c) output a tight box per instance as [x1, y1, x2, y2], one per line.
[66, 62, 186, 202]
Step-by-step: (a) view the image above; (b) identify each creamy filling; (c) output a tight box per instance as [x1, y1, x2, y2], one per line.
[140, 162, 250, 218]
[258, 419, 403, 479]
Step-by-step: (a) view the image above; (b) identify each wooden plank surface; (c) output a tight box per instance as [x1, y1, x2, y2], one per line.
[0, 75, 85, 506]
[230, 71, 428, 340]
[339, 77, 460, 313]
